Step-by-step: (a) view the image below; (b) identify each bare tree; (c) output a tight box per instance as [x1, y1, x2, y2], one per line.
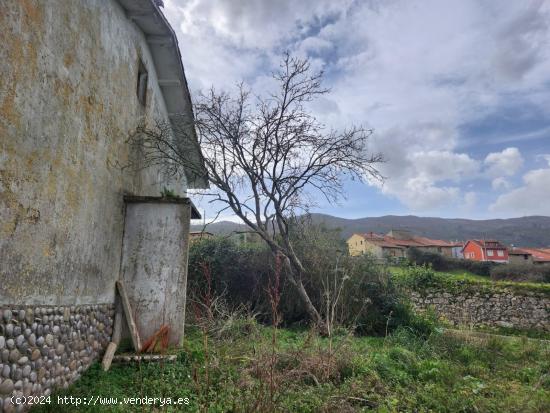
[128, 53, 383, 331]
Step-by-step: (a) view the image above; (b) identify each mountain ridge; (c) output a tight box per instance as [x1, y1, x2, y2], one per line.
[191, 214, 550, 247]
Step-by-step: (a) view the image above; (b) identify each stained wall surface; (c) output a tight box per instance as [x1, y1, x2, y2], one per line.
[0, 0, 187, 306]
[120, 200, 191, 346]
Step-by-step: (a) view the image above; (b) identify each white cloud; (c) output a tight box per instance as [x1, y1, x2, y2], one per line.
[484, 147, 524, 177]
[491, 177, 511, 191]
[366, 125, 480, 211]
[409, 151, 479, 182]
[463, 191, 477, 209]
[161, 0, 550, 218]
[490, 167, 550, 216]
[390, 177, 460, 211]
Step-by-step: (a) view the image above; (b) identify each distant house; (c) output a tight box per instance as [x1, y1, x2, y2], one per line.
[462, 240, 509, 263]
[509, 247, 550, 266]
[232, 230, 263, 245]
[347, 230, 455, 259]
[450, 242, 465, 259]
[347, 232, 406, 258]
[189, 231, 214, 242]
[385, 230, 456, 257]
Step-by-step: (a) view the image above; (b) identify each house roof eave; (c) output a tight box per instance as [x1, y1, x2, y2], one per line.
[116, 0, 209, 189]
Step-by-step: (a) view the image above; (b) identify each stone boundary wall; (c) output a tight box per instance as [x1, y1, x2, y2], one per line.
[0, 305, 113, 412]
[409, 289, 549, 331]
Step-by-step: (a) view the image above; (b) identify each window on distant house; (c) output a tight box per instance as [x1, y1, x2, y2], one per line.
[497, 250, 504, 257]
[487, 250, 494, 256]
[137, 59, 148, 106]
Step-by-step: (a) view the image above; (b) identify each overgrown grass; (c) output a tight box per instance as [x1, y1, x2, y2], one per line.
[33, 321, 549, 412]
[390, 264, 550, 297]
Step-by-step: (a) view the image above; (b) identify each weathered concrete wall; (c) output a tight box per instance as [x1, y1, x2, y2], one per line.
[120, 199, 191, 346]
[0, 304, 113, 412]
[409, 289, 550, 331]
[0, 0, 186, 305]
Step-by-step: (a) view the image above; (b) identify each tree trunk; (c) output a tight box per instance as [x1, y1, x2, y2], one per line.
[295, 277, 327, 332]
[280, 253, 328, 334]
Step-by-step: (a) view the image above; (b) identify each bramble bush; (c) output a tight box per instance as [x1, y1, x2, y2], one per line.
[490, 263, 550, 283]
[407, 247, 495, 276]
[188, 226, 434, 337]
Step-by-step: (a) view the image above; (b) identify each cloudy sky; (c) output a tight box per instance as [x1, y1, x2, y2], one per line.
[163, 0, 550, 220]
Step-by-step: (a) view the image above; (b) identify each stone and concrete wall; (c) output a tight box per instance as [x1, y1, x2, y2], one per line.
[409, 288, 550, 331]
[0, 0, 185, 306]
[0, 305, 114, 412]
[0, 1, 197, 410]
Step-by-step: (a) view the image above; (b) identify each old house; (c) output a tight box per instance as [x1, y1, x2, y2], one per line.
[385, 230, 456, 257]
[347, 232, 406, 259]
[462, 240, 509, 263]
[347, 231, 455, 259]
[189, 230, 215, 242]
[509, 247, 550, 266]
[0, 0, 206, 407]
[508, 248, 534, 265]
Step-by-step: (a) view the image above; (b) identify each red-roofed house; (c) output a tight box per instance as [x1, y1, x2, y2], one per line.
[509, 247, 550, 266]
[347, 232, 406, 258]
[462, 240, 509, 263]
[347, 230, 456, 258]
[386, 230, 457, 257]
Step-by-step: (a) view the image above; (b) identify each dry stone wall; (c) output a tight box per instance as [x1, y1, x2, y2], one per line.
[0, 305, 113, 412]
[409, 288, 549, 331]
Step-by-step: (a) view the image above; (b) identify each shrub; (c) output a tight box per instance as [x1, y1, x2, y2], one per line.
[188, 237, 273, 316]
[188, 230, 433, 336]
[490, 263, 550, 283]
[407, 248, 494, 276]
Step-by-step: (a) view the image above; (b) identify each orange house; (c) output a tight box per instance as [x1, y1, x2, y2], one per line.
[462, 240, 509, 263]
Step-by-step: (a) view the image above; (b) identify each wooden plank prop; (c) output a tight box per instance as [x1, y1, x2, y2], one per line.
[101, 301, 123, 371]
[116, 280, 142, 352]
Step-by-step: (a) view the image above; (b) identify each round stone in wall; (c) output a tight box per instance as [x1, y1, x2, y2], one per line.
[15, 335, 24, 348]
[31, 349, 40, 361]
[13, 367, 22, 381]
[25, 310, 34, 325]
[8, 349, 20, 364]
[17, 356, 28, 365]
[3, 310, 12, 322]
[0, 378, 14, 395]
[55, 344, 65, 356]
